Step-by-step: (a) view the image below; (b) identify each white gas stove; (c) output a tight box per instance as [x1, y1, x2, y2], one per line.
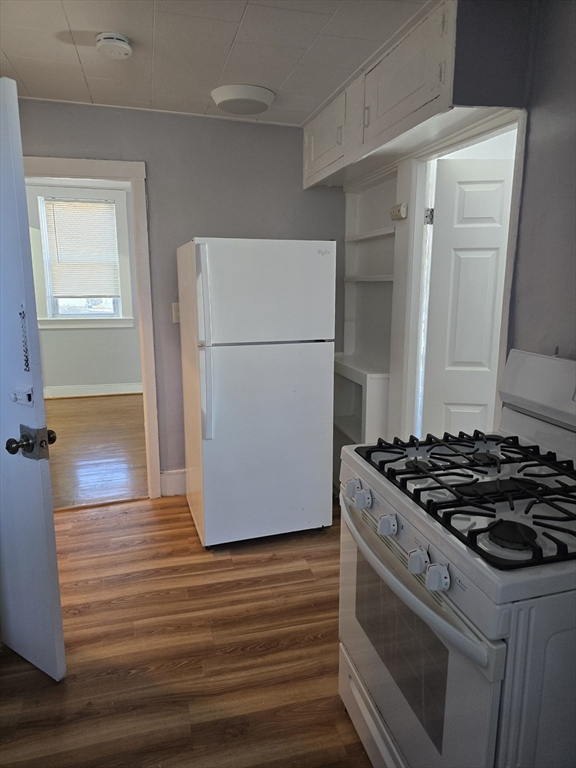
[338, 350, 576, 768]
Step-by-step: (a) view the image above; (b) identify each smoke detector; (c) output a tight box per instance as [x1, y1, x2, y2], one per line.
[211, 85, 275, 115]
[96, 32, 132, 60]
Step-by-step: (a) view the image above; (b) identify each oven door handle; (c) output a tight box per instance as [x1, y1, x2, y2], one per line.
[341, 494, 491, 671]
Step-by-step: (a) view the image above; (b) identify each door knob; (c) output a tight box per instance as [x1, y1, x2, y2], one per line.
[5, 425, 56, 459]
[5, 432, 34, 455]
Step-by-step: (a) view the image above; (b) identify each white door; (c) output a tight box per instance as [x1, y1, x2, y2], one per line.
[196, 238, 336, 344]
[0, 78, 65, 680]
[422, 159, 513, 436]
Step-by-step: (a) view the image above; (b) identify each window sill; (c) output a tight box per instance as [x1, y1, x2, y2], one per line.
[38, 317, 135, 330]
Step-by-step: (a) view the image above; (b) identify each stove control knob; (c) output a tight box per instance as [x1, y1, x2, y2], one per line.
[408, 548, 430, 575]
[425, 563, 450, 592]
[354, 488, 373, 510]
[378, 514, 398, 537]
[345, 479, 361, 500]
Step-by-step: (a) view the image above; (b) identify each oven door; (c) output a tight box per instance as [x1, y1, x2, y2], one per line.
[340, 495, 506, 768]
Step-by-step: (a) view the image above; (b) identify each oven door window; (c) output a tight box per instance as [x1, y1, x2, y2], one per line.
[340, 516, 506, 768]
[356, 550, 448, 753]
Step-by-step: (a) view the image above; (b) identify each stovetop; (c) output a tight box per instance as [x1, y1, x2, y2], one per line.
[355, 431, 576, 570]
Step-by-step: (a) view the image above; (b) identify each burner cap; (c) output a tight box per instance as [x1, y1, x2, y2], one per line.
[406, 459, 433, 472]
[474, 452, 497, 467]
[488, 520, 538, 551]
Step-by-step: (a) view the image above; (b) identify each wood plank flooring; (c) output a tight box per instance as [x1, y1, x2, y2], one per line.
[44, 395, 147, 509]
[0, 497, 371, 768]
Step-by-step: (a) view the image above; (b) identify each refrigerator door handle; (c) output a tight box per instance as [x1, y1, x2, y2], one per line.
[195, 242, 212, 347]
[200, 346, 214, 440]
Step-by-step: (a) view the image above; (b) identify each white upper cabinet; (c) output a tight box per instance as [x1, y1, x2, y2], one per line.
[304, 91, 346, 177]
[363, 3, 449, 146]
[303, 0, 532, 188]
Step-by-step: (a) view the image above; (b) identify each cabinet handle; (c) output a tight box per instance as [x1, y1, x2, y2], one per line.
[336, 125, 343, 145]
[363, 106, 370, 128]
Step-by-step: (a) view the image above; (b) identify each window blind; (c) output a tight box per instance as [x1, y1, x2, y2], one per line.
[43, 198, 121, 298]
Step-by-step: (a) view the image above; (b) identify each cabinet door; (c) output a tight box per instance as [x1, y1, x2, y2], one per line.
[304, 91, 345, 178]
[363, 3, 449, 145]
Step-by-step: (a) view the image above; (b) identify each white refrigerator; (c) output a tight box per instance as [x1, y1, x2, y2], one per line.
[177, 237, 336, 546]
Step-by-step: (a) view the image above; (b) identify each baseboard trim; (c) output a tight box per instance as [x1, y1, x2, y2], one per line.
[44, 383, 143, 399]
[160, 469, 186, 497]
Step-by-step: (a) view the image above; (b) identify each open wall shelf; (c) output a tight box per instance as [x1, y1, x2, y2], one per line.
[335, 353, 389, 383]
[334, 355, 390, 444]
[344, 274, 393, 282]
[345, 226, 395, 243]
[333, 175, 396, 477]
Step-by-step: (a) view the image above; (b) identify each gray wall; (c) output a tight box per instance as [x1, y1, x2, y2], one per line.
[509, 0, 576, 360]
[18, 101, 345, 471]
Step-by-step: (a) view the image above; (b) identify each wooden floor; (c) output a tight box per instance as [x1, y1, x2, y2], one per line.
[0, 497, 371, 768]
[44, 395, 147, 509]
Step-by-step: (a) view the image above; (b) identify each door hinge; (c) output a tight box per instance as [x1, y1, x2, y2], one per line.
[425, 207, 434, 225]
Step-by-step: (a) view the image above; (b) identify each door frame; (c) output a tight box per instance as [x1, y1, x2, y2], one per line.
[387, 110, 527, 440]
[23, 156, 161, 499]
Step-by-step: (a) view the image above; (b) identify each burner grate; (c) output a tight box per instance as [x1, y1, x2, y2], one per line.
[355, 431, 576, 569]
[434, 493, 576, 569]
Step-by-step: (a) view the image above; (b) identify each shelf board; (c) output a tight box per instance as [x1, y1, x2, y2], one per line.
[334, 414, 361, 443]
[345, 227, 395, 243]
[334, 353, 390, 386]
[344, 274, 393, 282]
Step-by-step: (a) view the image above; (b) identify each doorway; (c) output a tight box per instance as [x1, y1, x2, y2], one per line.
[25, 176, 146, 508]
[23, 157, 161, 503]
[416, 129, 518, 437]
[388, 122, 524, 442]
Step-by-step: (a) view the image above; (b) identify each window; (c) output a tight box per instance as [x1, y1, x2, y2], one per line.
[41, 197, 122, 318]
[26, 180, 134, 328]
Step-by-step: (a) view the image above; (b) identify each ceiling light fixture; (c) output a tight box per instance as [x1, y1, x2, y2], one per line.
[96, 32, 132, 60]
[211, 85, 275, 115]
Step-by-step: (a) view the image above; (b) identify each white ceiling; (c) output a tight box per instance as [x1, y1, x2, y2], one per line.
[0, 0, 425, 126]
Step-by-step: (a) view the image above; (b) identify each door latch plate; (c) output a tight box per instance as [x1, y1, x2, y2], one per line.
[10, 386, 34, 407]
[19, 425, 50, 460]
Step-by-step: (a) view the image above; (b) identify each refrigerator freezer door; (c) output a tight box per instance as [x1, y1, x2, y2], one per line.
[201, 341, 334, 546]
[196, 238, 335, 344]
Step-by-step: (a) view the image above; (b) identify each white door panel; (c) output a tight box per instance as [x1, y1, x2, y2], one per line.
[0, 78, 65, 680]
[422, 159, 513, 437]
[197, 238, 336, 344]
[445, 248, 498, 370]
[201, 342, 334, 546]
